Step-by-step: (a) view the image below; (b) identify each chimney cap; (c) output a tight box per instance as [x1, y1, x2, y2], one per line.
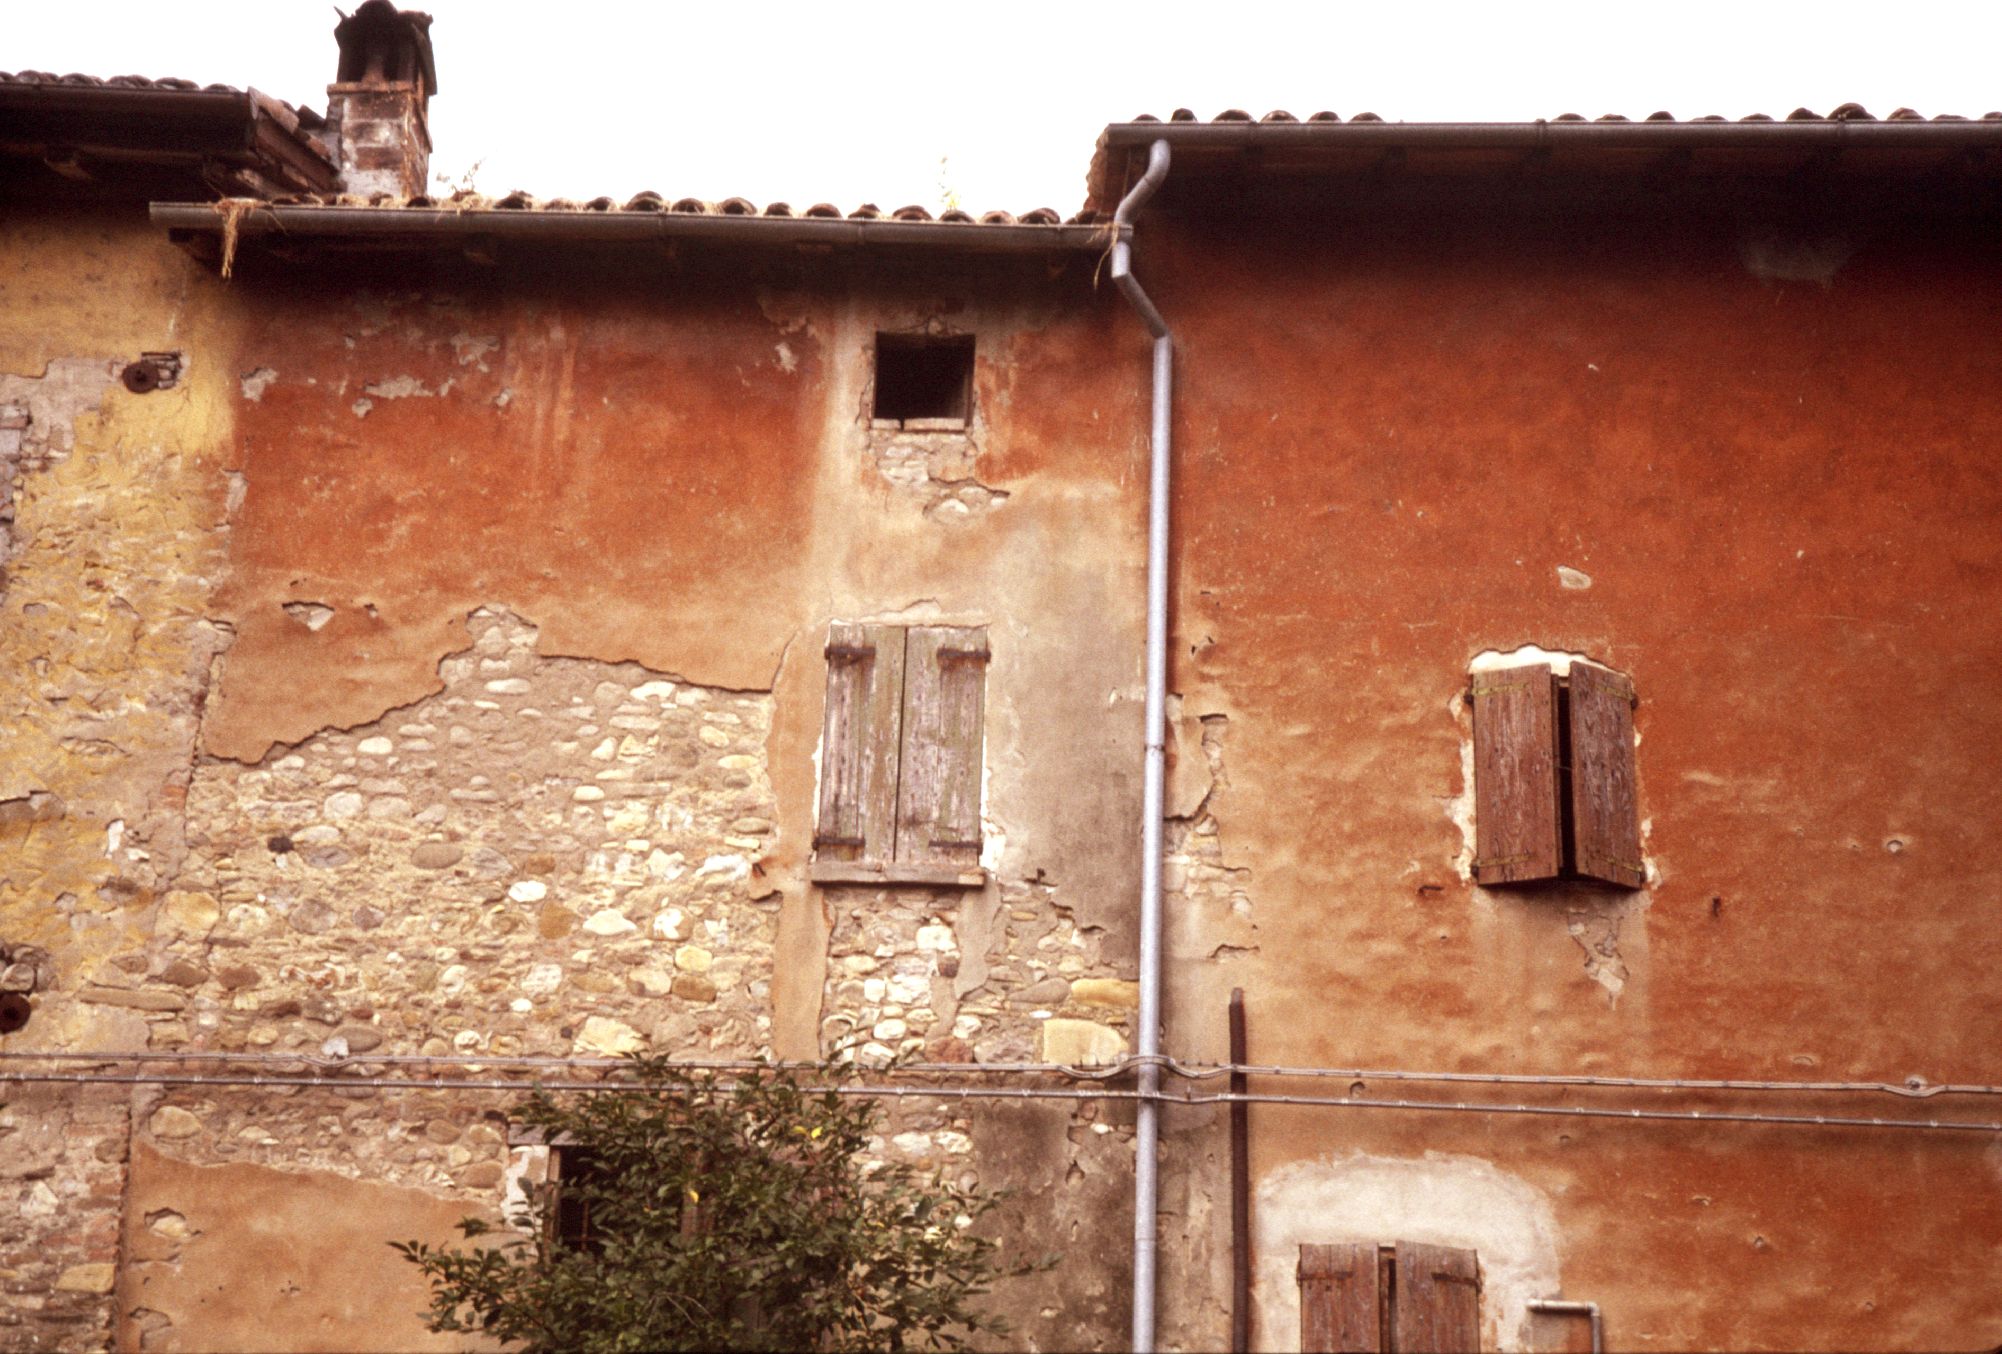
[334, 1, 438, 97]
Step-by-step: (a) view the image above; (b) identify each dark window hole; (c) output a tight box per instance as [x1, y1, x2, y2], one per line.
[0, 994, 31, 1034]
[873, 334, 973, 423]
[551, 1147, 605, 1253]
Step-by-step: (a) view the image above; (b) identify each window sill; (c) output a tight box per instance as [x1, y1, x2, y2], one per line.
[809, 861, 988, 889]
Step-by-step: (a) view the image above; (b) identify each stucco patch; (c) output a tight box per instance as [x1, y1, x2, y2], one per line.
[1254, 1151, 1561, 1352]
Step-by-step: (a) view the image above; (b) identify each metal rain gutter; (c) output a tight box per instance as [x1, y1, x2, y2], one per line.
[1108, 135, 1172, 1354]
[148, 202, 1108, 253]
[1098, 117, 2002, 153]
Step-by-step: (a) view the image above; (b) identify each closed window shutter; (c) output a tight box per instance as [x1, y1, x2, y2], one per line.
[814, 622, 905, 863]
[1393, 1241, 1481, 1353]
[894, 626, 987, 865]
[1297, 1243, 1381, 1354]
[1568, 662, 1643, 888]
[1470, 663, 1563, 884]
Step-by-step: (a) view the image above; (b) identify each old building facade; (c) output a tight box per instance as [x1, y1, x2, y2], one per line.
[3, 7, 2000, 1351]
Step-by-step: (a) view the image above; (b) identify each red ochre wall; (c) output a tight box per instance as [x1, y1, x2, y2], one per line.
[1146, 196, 2002, 1350]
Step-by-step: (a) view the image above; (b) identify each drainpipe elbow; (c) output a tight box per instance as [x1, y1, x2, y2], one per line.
[1111, 140, 1173, 341]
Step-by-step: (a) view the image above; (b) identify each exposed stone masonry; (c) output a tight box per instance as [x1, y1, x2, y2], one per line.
[821, 881, 1135, 1071]
[0, 1088, 129, 1348]
[865, 424, 1010, 523]
[124, 607, 781, 1191]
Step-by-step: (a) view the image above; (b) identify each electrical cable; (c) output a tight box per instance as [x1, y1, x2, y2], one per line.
[3, 1066, 1998, 1134]
[1, 1048, 1991, 1099]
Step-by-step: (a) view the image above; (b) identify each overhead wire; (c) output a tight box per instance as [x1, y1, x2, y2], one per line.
[0, 1048, 1993, 1099]
[1, 1066, 1997, 1134]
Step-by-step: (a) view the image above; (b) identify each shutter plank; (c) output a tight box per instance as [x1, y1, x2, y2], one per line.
[1470, 663, 1562, 884]
[895, 626, 988, 865]
[1568, 663, 1644, 889]
[1394, 1242, 1481, 1353]
[1298, 1243, 1380, 1354]
[814, 622, 904, 864]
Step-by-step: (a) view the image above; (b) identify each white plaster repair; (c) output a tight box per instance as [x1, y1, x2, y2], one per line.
[1254, 1151, 1562, 1352]
[1467, 644, 1600, 678]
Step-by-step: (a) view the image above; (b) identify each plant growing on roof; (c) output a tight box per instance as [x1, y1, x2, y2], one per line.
[394, 1055, 1040, 1353]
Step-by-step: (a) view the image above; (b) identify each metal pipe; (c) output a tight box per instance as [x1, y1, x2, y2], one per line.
[1110, 136, 1173, 1354]
[1528, 1298, 1604, 1354]
[1229, 989, 1251, 1354]
[148, 202, 1108, 253]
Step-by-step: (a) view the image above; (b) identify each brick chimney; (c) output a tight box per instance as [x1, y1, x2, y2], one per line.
[326, 1, 436, 197]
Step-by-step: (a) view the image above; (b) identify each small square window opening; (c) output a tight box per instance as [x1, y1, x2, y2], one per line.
[873, 334, 973, 425]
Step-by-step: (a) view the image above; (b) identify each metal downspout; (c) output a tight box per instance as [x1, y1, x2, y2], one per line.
[1111, 137, 1172, 1354]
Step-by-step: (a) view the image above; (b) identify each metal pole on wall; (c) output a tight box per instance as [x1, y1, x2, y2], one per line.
[1231, 988, 1252, 1354]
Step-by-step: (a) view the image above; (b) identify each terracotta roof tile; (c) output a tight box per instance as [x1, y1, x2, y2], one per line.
[0, 68, 323, 125]
[228, 191, 1091, 229]
[1119, 104, 2001, 127]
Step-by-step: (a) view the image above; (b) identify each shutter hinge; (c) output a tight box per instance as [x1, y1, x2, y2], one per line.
[938, 647, 990, 663]
[812, 834, 866, 849]
[825, 643, 876, 661]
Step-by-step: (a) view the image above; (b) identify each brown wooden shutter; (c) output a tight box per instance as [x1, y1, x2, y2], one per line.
[1470, 663, 1562, 885]
[1393, 1241, 1481, 1353]
[814, 622, 905, 863]
[1567, 662, 1643, 889]
[894, 626, 988, 865]
[1298, 1243, 1380, 1354]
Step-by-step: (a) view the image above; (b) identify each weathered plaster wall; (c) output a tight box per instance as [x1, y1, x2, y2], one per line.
[0, 240, 1149, 1352]
[117, 1143, 489, 1352]
[0, 202, 237, 1350]
[205, 260, 826, 763]
[1150, 197, 2002, 1349]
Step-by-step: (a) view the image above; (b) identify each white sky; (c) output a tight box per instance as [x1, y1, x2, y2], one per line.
[12, 1, 2001, 213]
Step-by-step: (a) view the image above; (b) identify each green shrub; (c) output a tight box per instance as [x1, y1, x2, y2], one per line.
[395, 1057, 1036, 1352]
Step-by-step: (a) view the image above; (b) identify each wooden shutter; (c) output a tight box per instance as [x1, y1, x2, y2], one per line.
[1298, 1243, 1380, 1354]
[1568, 663, 1643, 888]
[1394, 1241, 1481, 1353]
[1470, 663, 1562, 885]
[814, 622, 905, 863]
[894, 626, 988, 865]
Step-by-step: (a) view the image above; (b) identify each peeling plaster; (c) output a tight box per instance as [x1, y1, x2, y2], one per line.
[1254, 1152, 1561, 1353]
[361, 374, 438, 400]
[280, 601, 334, 632]
[237, 368, 276, 402]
